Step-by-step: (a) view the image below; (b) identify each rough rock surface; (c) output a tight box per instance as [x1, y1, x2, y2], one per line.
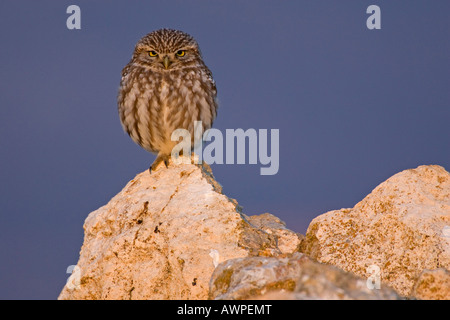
[209, 252, 400, 300]
[59, 162, 450, 300]
[59, 160, 302, 300]
[301, 165, 450, 298]
[411, 268, 450, 300]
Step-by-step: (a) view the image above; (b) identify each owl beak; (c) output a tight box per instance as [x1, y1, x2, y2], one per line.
[163, 55, 171, 69]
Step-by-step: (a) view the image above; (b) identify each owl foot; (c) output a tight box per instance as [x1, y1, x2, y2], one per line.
[148, 154, 170, 174]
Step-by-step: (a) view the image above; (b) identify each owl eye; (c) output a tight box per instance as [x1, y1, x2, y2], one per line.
[176, 50, 186, 57]
[148, 51, 158, 57]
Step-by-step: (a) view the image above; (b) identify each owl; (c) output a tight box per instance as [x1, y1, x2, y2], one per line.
[118, 29, 218, 172]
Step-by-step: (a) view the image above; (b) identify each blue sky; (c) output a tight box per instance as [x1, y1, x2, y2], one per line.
[0, 1, 449, 299]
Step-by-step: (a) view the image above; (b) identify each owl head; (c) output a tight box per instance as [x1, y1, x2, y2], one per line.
[131, 29, 204, 71]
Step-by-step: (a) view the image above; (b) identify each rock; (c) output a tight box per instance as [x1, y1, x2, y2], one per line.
[411, 268, 450, 300]
[58, 159, 303, 300]
[301, 165, 450, 298]
[60, 160, 449, 300]
[209, 252, 400, 300]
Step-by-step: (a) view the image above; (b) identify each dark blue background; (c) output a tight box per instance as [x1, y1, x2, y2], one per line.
[0, 1, 449, 299]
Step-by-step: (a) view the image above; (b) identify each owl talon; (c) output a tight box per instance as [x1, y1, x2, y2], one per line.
[148, 154, 170, 174]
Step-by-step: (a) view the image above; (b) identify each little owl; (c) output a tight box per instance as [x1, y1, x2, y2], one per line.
[118, 29, 218, 172]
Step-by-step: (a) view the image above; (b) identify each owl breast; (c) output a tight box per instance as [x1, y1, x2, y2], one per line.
[118, 65, 217, 156]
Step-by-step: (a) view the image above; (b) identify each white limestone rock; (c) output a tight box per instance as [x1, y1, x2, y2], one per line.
[58, 159, 290, 300]
[301, 165, 450, 298]
[209, 252, 400, 300]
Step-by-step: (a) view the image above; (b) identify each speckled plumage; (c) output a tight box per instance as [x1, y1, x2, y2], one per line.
[118, 29, 218, 172]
